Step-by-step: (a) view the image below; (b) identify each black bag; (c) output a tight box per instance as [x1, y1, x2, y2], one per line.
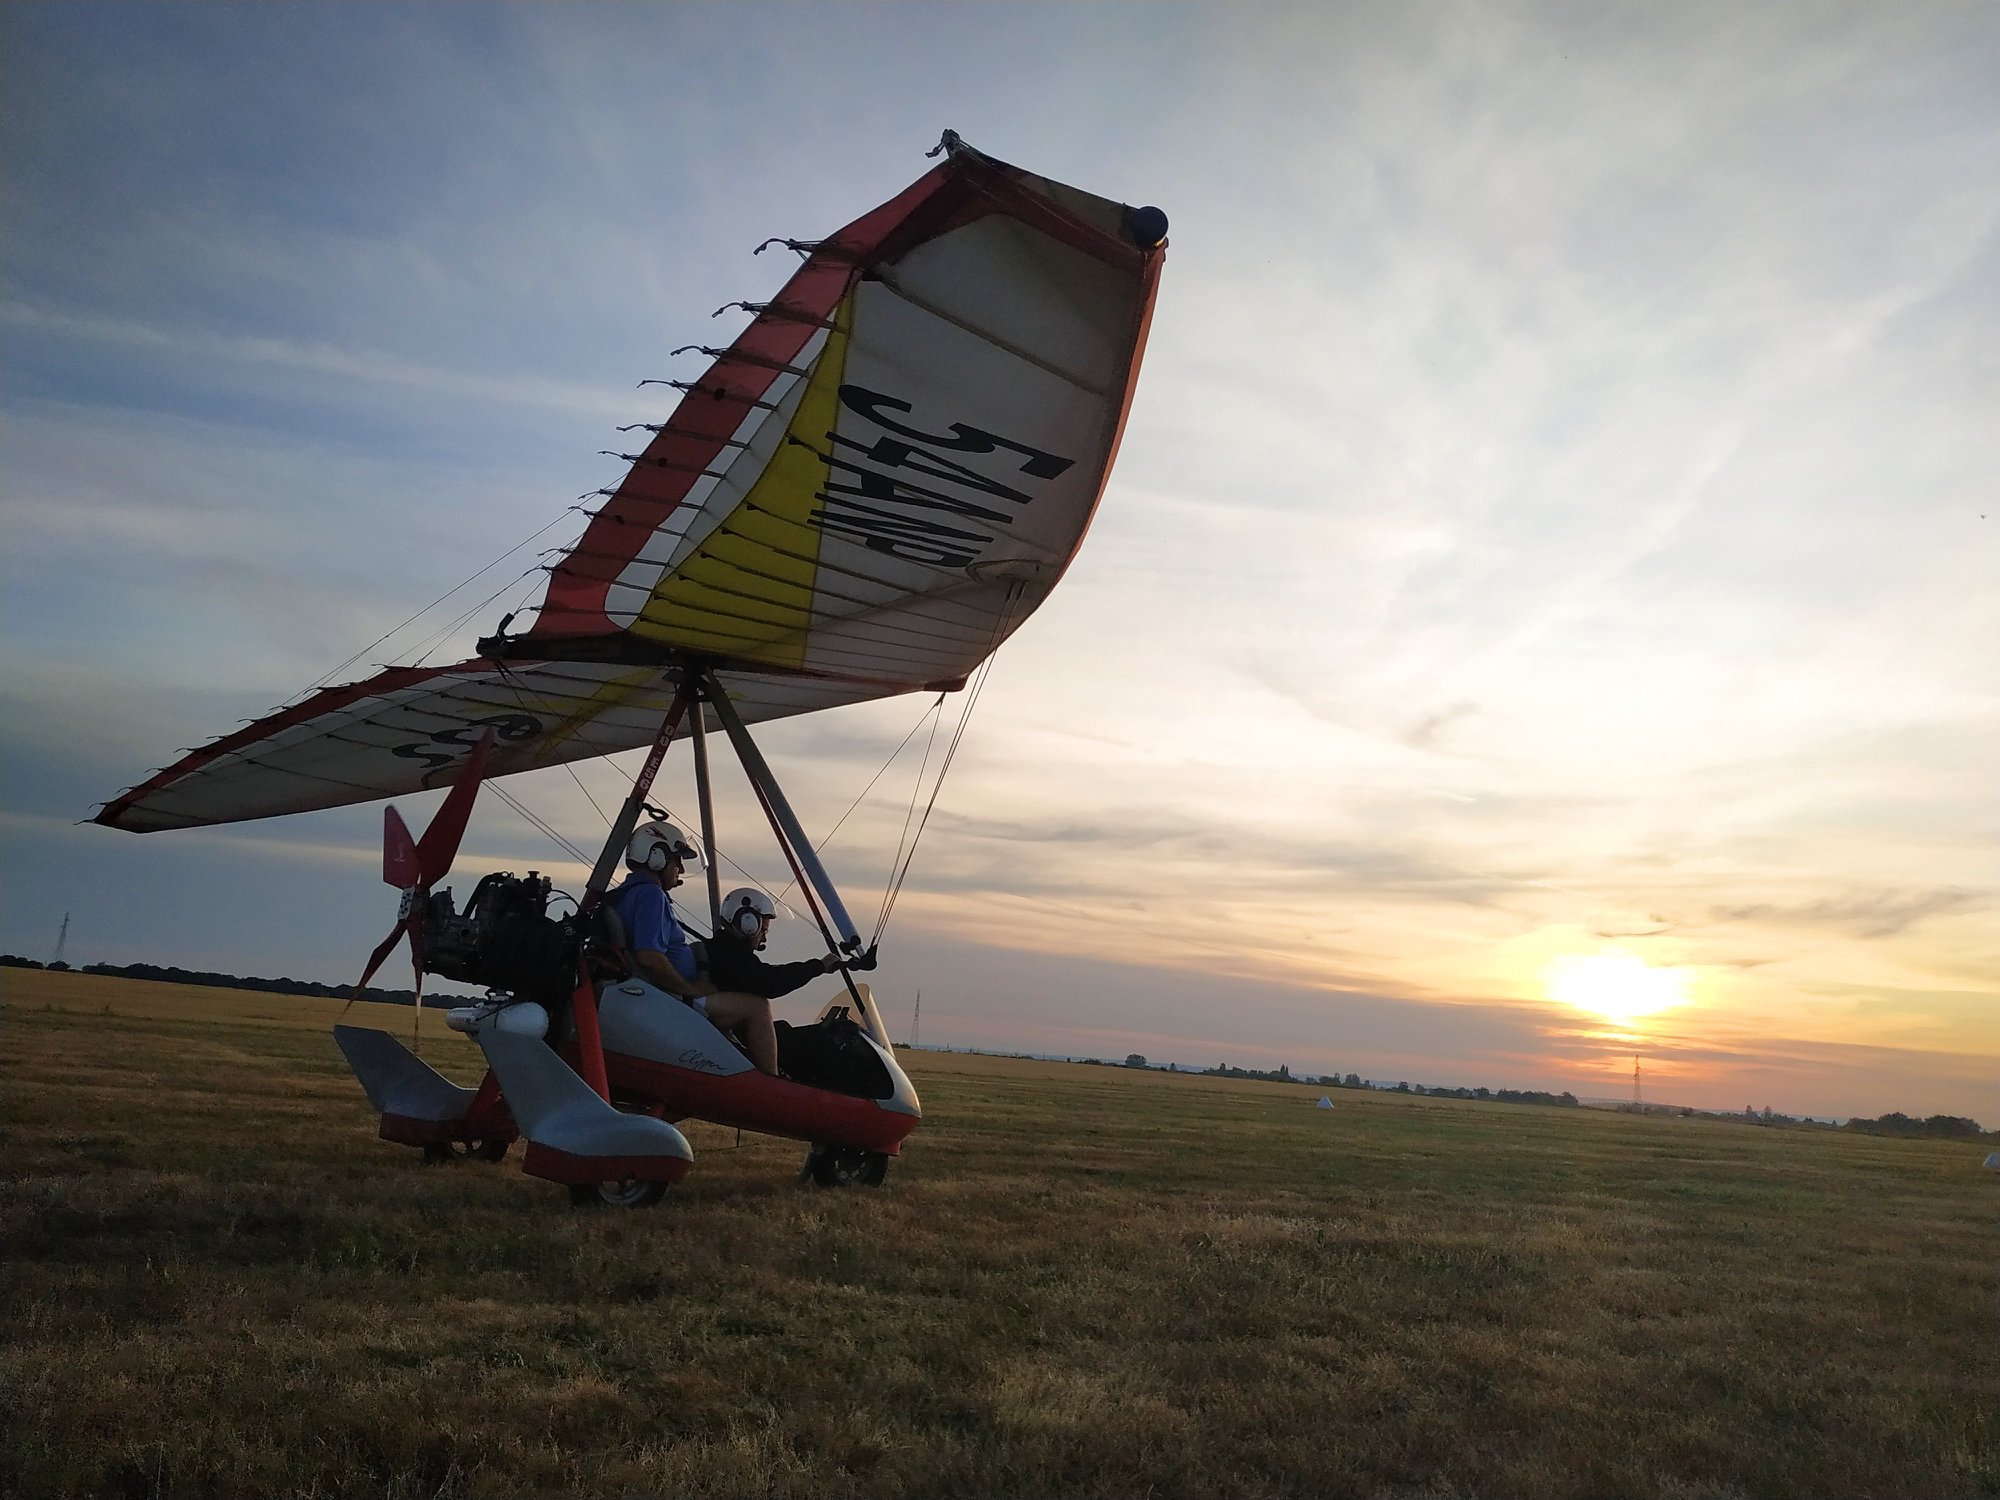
[775, 1013, 892, 1099]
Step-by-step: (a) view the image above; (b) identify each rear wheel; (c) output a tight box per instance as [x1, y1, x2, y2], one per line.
[805, 1146, 889, 1188]
[568, 1177, 669, 1209]
[422, 1139, 511, 1164]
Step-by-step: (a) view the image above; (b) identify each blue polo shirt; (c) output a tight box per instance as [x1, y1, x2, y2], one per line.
[608, 874, 698, 982]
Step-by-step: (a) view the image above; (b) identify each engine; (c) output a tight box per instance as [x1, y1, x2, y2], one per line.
[422, 870, 576, 1005]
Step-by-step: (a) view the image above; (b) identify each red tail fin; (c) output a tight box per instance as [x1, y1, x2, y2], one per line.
[417, 731, 493, 886]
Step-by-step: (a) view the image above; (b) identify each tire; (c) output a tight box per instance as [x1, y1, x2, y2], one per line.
[805, 1146, 889, 1188]
[568, 1177, 669, 1209]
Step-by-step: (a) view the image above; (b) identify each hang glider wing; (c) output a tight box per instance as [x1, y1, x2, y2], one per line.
[97, 660, 894, 833]
[96, 137, 1166, 834]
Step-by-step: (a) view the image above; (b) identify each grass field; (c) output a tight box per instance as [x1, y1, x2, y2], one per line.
[4, 968, 1993, 1499]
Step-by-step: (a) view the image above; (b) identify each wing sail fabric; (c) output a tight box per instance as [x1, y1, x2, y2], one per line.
[515, 136, 1164, 683]
[96, 139, 1165, 834]
[96, 660, 883, 833]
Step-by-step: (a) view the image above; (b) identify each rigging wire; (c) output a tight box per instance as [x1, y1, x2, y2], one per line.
[871, 655, 993, 944]
[771, 693, 947, 909]
[560, 757, 614, 829]
[871, 698, 949, 937]
[488, 780, 593, 868]
[870, 580, 1025, 945]
[303, 509, 581, 692]
[408, 566, 543, 669]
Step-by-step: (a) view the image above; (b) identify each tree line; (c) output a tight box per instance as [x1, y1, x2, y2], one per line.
[0, 953, 441, 1007]
[1842, 1111, 1990, 1140]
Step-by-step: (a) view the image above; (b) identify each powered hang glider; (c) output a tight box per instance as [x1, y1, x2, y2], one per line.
[95, 133, 1167, 1205]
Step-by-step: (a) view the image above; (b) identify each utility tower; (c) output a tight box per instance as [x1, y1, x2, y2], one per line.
[909, 989, 921, 1048]
[52, 912, 70, 967]
[1632, 1055, 1643, 1108]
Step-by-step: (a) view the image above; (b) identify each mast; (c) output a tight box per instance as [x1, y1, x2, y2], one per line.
[688, 693, 723, 928]
[52, 912, 69, 968]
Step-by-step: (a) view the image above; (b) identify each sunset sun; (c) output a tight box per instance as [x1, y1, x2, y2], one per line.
[1543, 951, 1692, 1028]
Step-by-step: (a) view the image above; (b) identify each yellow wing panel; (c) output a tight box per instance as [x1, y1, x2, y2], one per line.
[629, 300, 853, 666]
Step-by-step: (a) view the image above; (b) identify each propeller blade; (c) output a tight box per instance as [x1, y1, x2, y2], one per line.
[416, 731, 494, 887]
[356, 922, 407, 993]
[383, 807, 420, 889]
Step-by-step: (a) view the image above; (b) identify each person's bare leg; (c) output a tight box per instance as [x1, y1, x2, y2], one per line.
[704, 991, 778, 1075]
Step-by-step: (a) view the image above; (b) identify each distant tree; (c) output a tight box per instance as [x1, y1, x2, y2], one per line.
[1845, 1112, 1989, 1139]
[1124, 1053, 1148, 1069]
[1343, 1073, 1361, 1089]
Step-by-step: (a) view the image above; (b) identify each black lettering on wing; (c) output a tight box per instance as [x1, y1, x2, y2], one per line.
[826, 433, 1033, 507]
[819, 464, 1014, 526]
[390, 712, 545, 785]
[810, 499, 991, 569]
[836, 385, 1075, 480]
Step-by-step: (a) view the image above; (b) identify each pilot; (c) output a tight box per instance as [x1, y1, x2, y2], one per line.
[705, 887, 877, 999]
[606, 821, 779, 1077]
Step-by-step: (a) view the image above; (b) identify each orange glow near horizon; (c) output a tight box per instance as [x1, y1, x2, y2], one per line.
[1543, 951, 1693, 1030]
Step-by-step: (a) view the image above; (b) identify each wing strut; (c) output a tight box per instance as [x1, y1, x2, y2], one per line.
[705, 672, 862, 953]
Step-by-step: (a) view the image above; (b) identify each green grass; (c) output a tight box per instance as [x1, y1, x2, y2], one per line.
[3, 970, 1994, 1498]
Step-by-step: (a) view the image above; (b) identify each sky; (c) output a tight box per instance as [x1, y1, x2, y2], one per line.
[3, 1, 1995, 1123]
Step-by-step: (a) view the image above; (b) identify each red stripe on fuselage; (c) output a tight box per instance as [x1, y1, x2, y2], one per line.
[604, 1052, 918, 1152]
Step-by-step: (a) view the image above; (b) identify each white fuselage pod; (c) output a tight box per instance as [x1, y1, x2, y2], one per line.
[596, 977, 922, 1129]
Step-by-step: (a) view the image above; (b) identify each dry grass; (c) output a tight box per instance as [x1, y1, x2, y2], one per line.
[4, 968, 1994, 1499]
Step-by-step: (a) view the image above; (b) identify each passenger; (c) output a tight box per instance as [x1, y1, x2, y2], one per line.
[606, 821, 780, 1076]
[705, 887, 876, 999]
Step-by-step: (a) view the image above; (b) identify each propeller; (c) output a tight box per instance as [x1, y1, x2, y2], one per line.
[352, 732, 494, 1046]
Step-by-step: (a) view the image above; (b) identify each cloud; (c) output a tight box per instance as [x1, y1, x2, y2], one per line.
[1708, 888, 1988, 941]
[5, 305, 635, 418]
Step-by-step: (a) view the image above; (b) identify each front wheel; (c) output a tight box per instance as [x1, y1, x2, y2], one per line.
[805, 1146, 889, 1188]
[569, 1177, 669, 1209]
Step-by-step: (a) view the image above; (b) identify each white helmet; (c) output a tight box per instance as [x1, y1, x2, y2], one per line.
[628, 820, 699, 873]
[721, 886, 777, 939]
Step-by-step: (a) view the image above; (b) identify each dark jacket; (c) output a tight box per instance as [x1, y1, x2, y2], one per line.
[704, 927, 829, 999]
